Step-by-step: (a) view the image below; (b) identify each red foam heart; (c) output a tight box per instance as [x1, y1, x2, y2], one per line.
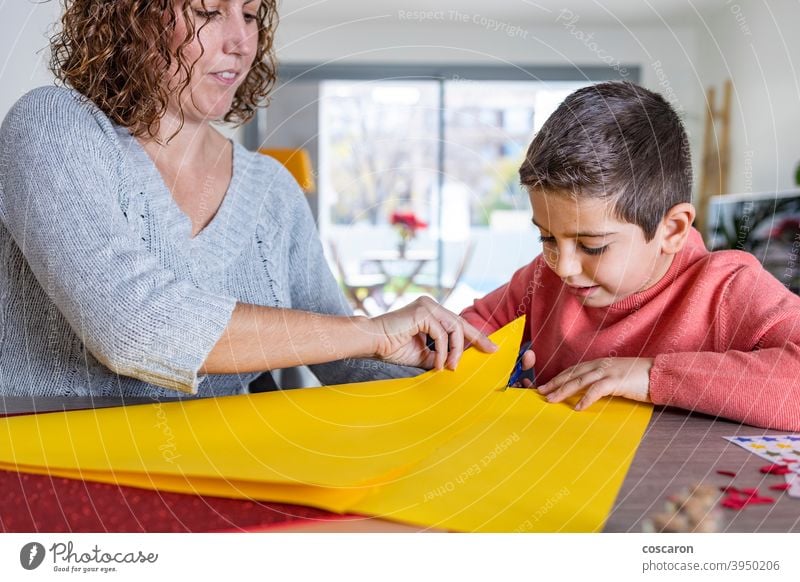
[760, 464, 792, 475]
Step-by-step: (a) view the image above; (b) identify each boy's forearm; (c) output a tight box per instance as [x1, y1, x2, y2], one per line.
[650, 347, 800, 431]
[199, 302, 377, 375]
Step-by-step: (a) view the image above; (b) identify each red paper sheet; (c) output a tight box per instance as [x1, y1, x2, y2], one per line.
[0, 469, 338, 532]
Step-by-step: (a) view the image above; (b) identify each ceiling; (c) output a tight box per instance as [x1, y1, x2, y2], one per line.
[280, 0, 725, 25]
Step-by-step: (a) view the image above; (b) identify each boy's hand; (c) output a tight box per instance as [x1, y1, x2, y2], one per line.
[537, 357, 653, 410]
[510, 349, 536, 387]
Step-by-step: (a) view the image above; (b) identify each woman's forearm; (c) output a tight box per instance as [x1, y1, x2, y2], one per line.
[199, 302, 377, 375]
[200, 297, 497, 376]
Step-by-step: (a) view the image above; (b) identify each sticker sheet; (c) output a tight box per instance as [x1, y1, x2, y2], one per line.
[725, 435, 800, 465]
[725, 435, 800, 499]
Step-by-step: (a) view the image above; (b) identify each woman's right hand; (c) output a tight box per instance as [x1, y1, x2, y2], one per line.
[369, 297, 497, 370]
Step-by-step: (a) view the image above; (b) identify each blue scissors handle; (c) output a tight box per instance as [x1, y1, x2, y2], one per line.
[508, 341, 534, 387]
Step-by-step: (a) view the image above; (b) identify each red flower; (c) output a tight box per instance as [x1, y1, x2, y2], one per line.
[390, 211, 427, 240]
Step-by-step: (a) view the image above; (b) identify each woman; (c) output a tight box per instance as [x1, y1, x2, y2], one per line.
[0, 0, 494, 398]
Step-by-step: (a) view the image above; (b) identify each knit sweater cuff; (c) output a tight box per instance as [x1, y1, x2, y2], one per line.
[135, 288, 237, 395]
[648, 354, 681, 407]
[649, 353, 720, 415]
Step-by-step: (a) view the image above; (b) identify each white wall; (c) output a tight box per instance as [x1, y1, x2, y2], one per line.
[694, 0, 800, 195]
[0, 3, 708, 168]
[6, 1, 800, 199]
[274, 12, 704, 194]
[0, 0, 60, 120]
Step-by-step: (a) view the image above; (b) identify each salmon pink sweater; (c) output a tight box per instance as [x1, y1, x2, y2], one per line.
[462, 229, 800, 430]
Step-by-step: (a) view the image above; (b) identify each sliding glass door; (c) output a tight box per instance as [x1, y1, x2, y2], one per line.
[256, 65, 636, 313]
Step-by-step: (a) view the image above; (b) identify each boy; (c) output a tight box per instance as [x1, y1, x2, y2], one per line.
[461, 81, 800, 431]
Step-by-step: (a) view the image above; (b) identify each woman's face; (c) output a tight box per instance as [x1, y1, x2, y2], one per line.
[168, 0, 261, 123]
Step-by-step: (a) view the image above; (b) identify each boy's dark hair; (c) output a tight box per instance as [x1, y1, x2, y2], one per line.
[519, 81, 691, 241]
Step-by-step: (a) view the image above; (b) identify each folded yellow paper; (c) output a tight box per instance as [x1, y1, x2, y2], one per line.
[0, 317, 652, 531]
[0, 318, 524, 492]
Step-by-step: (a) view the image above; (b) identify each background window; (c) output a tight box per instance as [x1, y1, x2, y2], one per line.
[255, 65, 635, 314]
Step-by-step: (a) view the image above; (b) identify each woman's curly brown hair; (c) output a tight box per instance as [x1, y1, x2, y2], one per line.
[50, 0, 278, 140]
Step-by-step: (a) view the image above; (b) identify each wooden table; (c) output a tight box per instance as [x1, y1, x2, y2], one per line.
[2, 397, 797, 532]
[605, 407, 800, 533]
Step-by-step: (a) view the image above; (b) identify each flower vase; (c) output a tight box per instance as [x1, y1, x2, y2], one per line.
[397, 239, 407, 257]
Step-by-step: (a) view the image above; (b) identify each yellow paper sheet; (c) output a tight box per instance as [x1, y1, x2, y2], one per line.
[351, 388, 652, 532]
[0, 318, 525, 495]
[0, 317, 651, 531]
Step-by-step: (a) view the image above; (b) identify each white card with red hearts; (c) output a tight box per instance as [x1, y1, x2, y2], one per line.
[725, 435, 800, 499]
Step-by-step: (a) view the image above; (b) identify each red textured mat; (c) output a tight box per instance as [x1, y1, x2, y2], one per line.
[0, 469, 339, 532]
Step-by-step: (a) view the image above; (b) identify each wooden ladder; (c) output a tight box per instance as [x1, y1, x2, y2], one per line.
[697, 79, 733, 236]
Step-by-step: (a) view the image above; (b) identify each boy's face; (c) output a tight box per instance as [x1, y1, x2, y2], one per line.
[530, 189, 674, 308]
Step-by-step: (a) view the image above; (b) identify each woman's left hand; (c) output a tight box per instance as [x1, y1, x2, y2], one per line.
[536, 357, 654, 410]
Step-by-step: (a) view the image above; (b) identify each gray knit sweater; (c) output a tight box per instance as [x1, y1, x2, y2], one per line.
[0, 86, 411, 398]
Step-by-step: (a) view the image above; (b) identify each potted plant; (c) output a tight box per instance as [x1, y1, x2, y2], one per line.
[389, 210, 427, 257]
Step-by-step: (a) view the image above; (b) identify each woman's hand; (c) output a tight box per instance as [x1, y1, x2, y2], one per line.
[370, 297, 497, 370]
[537, 357, 653, 410]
